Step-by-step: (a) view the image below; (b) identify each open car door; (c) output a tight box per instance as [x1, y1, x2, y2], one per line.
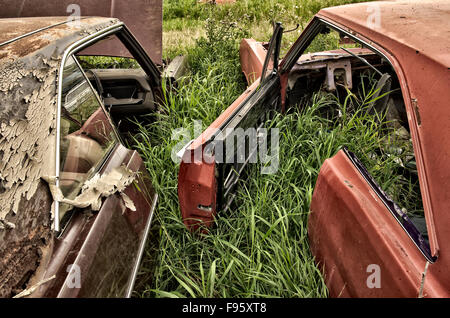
[178, 23, 283, 231]
[0, 17, 162, 298]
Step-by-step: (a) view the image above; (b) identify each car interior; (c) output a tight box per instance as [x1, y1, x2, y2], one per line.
[283, 24, 428, 241]
[75, 34, 158, 139]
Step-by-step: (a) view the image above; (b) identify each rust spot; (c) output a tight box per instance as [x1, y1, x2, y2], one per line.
[412, 98, 421, 126]
[0, 182, 52, 298]
[0, 18, 70, 45]
[9, 37, 51, 58]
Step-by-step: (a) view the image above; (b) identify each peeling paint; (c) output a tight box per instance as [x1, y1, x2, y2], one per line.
[43, 166, 136, 212]
[0, 219, 15, 230]
[418, 261, 430, 298]
[12, 274, 55, 298]
[0, 56, 59, 222]
[0, 17, 122, 227]
[120, 192, 136, 212]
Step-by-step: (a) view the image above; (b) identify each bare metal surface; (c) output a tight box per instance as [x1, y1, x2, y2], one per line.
[325, 59, 352, 91]
[162, 55, 188, 82]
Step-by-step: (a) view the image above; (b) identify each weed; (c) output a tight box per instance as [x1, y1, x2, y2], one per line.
[132, 0, 396, 298]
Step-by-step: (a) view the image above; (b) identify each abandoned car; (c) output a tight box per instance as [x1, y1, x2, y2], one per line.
[0, 13, 167, 297]
[178, 0, 450, 297]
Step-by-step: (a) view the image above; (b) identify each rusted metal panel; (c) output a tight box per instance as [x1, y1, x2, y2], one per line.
[0, 17, 68, 46]
[29, 145, 156, 297]
[0, 0, 162, 64]
[177, 78, 261, 230]
[319, 0, 450, 69]
[162, 55, 188, 83]
[308, 149, 434, 297]
[0, 181, 53, 298]
[178, 149, 217, 231]
[239, 38, 267, 85]
[0, 17, 120, 61]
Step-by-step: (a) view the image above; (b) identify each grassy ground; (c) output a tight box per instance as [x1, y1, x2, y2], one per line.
[162, 0, 367, 59]
[131, 0, 395, 298]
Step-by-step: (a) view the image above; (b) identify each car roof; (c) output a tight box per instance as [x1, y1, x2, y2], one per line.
[0, 17, 120, 61]
[0, 17, 69, 45]
[318, 0, 450, 68]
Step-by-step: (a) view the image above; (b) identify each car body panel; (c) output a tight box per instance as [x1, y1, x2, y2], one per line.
[309, 0, 450, 297]
[315, 0, 450, 262]
[239, 38, 266, 85]
[178, 149, 217, 231]
[0, 0, 163, 64]
[309, 149, 433, 297]
[30, 144, 156, 297]
[0, 17, 122, 61]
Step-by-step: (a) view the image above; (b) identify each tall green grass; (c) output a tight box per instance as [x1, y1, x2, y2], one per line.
[163, 0, 367, 29]
[131, 0, 415, 298]
[132, 68, 412, 297]
[163, 0, 367, 59]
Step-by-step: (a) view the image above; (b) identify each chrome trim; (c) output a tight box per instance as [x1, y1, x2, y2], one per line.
[54, 22, 124, 232]
[125, 193, 158, 298]
[0, 20, 73, 48]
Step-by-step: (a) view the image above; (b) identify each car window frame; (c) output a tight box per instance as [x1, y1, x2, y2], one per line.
[260, 22, 283, 84]
[59, 54, 120, 194]
[54, 22, 160, 233]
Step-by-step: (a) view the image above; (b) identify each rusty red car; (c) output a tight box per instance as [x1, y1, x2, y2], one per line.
[178, 0, 450, 297]
[0, 0, 167, 298]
